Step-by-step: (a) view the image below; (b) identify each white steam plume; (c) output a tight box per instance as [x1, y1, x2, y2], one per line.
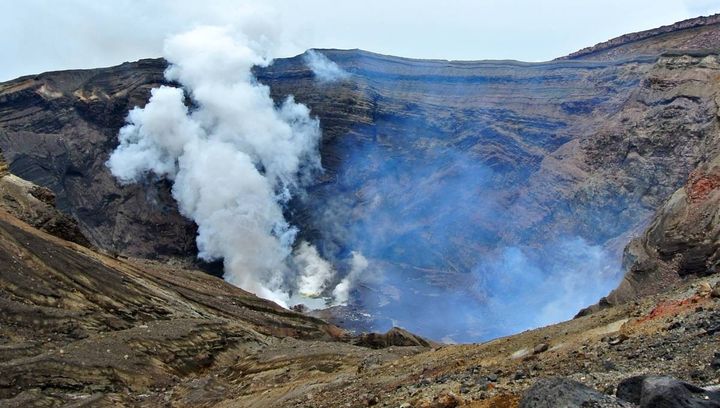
[107, 23, 338, 307]
[303, 49, 350, 82]
[332, 251, 369, 305]
[293, 241, 336, 297]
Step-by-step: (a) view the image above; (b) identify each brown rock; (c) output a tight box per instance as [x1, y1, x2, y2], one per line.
[698, 282, 713, 297]
[0, 207, 344, 405]
[0, 172, 90, 246]
[560, 14, 720, 61]
[435, 392, 461, 408]
[417, 391, 461, 408]
[353, 327, 435, 349]
[711, 282, 720, 298]
[533, 343, 550, 354]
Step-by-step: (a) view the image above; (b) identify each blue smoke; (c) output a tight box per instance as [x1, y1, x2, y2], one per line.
[298, 135, 622, 342]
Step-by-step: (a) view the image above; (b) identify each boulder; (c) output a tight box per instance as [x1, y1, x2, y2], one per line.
[616, 375, 720, 407]
[533, 343, 550, 354]
[616, 375, 646, 404]
[520, 377, 632, 408]
[353, 327, 434, 349]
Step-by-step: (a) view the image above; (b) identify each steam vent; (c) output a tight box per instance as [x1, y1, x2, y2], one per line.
[2, 6, 720, 407]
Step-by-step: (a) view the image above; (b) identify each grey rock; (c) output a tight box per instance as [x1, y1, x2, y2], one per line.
[711, 352, 720, 369]
[641, 376, 720, 408]
[616, 375, 646, 404]
[617, 375, 720, 407]
[520, 377, 632, 408]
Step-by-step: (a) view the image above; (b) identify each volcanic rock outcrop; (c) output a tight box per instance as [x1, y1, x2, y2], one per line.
[597, 145, 720, 310]
[0, 150, 89, 246]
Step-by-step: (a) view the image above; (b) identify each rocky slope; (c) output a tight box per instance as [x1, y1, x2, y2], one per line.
[0, 191, 359, 406]
[0, 151, 89, 246]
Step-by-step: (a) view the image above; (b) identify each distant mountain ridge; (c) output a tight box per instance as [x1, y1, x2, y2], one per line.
[559, 13, 720, 60]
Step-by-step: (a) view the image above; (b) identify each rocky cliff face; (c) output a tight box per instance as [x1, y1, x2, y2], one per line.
[260, 18, 720, 338]
[0, 167, 90, 248]
[0, 59, 199, 264]
[1, 15, 720, 340]
[600, 141, 720, 309]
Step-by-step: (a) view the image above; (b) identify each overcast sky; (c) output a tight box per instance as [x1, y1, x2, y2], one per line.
[2, 0, 720, 81]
